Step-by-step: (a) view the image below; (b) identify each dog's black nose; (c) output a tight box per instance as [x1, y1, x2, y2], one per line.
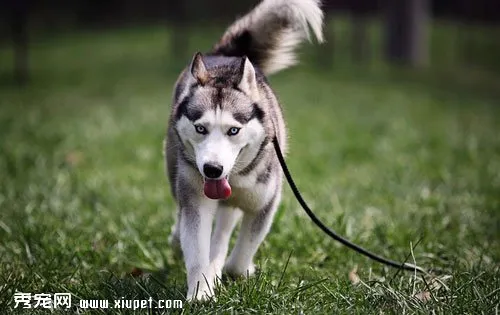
[203, 163, 223, 179]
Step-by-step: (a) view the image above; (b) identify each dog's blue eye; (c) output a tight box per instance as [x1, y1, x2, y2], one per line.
[227, 127, 240, 136]
[195, 125, 207, 135]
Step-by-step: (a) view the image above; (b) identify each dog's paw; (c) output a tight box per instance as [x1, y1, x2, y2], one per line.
[208, 261, 224, 284]
[223, 261, 256, 278]
[186, 284, 216, 303]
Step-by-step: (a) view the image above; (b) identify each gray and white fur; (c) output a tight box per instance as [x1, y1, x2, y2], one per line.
[164, 0, 324, 301]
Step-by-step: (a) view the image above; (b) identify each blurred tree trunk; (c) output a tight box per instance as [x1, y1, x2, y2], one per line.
[11, 0, 29, 85]
[384, 0, 429, 67]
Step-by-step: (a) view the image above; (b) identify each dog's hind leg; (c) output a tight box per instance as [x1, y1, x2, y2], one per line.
[223, 192, 281, 277]
[210, 207, 243, 280]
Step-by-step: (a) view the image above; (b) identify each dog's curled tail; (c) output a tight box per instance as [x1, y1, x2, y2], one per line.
[212, 0, 324, 75]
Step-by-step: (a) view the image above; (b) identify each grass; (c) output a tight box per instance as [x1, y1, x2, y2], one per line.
[0, 21, 499, 314]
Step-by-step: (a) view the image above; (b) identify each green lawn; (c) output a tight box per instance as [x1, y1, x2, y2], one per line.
[0, 24, 499, 314]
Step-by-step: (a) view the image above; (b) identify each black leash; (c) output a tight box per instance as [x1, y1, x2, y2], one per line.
[272, 137, 426, 274]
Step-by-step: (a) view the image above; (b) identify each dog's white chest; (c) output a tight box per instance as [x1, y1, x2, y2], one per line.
[223, 176, 273, 212]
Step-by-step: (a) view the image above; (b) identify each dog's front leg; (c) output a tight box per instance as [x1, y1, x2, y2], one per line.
[224, 191, 281, 277]
[179, 199, 217, 301]
[210, 207, 243, 280]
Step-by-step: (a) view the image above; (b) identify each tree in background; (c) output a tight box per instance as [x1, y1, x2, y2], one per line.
[384, 0, 430, 67]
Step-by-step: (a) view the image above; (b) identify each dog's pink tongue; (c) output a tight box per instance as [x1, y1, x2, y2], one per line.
[204, 178, 231, 200]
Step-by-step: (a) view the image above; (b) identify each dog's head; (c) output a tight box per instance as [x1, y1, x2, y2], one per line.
[174, 53, 267, 199]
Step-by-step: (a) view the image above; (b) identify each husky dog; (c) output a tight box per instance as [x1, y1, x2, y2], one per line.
[165, 0, 324, 301]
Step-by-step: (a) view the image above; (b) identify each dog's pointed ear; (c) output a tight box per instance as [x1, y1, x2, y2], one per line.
[190, 52, 209, 85]
[238, 57, 260, 101]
